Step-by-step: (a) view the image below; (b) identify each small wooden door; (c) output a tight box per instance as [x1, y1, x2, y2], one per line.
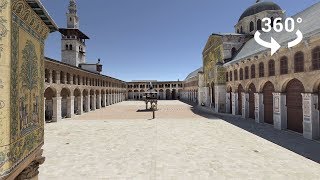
[263, 82, 274, 124]
[286, 79, 304, 133]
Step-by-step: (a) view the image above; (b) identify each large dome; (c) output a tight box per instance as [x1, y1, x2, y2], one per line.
[239, 1, 282, 22]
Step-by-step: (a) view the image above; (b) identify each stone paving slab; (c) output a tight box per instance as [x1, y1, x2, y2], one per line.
[39, 101, 320, 180]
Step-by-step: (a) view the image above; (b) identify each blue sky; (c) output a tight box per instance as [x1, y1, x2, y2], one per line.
[41, 0, 319, 82]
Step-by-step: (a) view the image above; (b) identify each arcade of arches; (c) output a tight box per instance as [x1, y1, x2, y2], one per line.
[44, 58, 126, 122]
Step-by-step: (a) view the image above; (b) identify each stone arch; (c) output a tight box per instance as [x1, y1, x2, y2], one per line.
[45, 69, 50, 83]
[159, 89, 164, 100]
[285, 79, 305, 133]
[44, 87, 57, 122]
[165, 89, 171, 100]
[250, 21, 254, 32]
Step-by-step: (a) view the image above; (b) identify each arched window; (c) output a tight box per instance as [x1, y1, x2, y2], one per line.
[257, 19, 262, 30]
[259, 62, 264, 77]
[226, 72, 229, 82]
[268, 60, 275, 76]
[240, 68, 244, 80]
[237, 29, 239, 33]
[280, 56, 288, 74]
[312, 47, 320, 70]
[250, 21, 254, 32]
[245, 66, 249, 79]
[234, 69, 238, 81]
[251, 64, 256, 78]
[294, 51, 304, 72]
[69, 44, 73, 50]
[240, 26, 243, 33]
[231, 47, 237, 57]
[65, 44, 69, 50]
[230, 71, 233, 81]
[271, 17, 274, 27]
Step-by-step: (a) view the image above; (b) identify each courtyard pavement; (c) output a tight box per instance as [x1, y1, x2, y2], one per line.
[39, 101, 320, 180]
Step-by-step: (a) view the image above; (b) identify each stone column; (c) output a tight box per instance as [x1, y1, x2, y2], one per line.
[92, 95, 96, 110]
[77, 96, 83, 115]
[52, 97, 62, 122]
[67, 96, 75, 118]
[273, 93, 287, 130]
[254, 93, 264, 123]
[63, 74, 67, 84]
[225, 93, 231, 114]
[107, 94, 110, 106]
[84, 95, 89, 112]
[232, 92, 238, 115]
[70, 75, 74, 85]
[102, 93, 106, 107]
[43, 98, 46, 122]
[96, 94, 101, 109]
[302, 93, 320, 140]
[242, 93, 249, 119]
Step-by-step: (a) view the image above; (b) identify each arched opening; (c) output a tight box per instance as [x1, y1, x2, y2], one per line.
[60, 71, 65, 84]
[250, 21, 254, 32]
[280, 56, 288, 75]
[159, 89, 164, 100]
[257, 19, 262, 30]
[294, 51, 304, 73]
[271, 17, 274, 27]
[52, 70, 56, 83]
[240, 26, 243, 33]
[45, 69, 50, 83]
[248, 83, 256, 119]
[74, 89, 81, 115]
[61, 88, 71, 118]
[245, 66, 249, 79]
[238, 85, 244, 115]
[165, 89, 171, 100]
[263, 82, 275, 124]
[134, 90, 139, 100]
[140, 90, 145, 100]
[286, 79, 304, 133]
[229, 71, 233, 81]
[251, 64, 256, 78]
[240, 68, 244, 80]
[268, 60, 275, 76]
[312, 47, 320, 70]
[128, 90, 133, 100]
[44, 87, 56, 122]
[259, 62, 264, 77]
[211, 82, 215, 108]
[69, 44, 73, 50]
[234, 69, 238, 81]
[172, 89, 177, 100]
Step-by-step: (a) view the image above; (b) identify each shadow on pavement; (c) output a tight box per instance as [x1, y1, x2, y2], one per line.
[180, 100, 320, 164]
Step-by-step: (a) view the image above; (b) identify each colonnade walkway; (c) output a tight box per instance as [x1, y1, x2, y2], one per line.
[40, 101, 320, 179]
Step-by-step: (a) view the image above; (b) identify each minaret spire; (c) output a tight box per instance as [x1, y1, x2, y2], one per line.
[67, 0, 79, 29]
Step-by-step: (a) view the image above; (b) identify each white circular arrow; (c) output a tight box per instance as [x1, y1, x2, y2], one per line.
[254, 31, 281, 56]
[288, 30, 303, 48]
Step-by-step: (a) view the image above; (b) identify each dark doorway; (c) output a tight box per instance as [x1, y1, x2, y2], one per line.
[286, 79, 304, 133]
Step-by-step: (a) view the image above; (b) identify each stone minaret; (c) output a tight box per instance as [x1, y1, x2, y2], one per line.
[67, 0, 79, 29]
[60, 0, 89, 67]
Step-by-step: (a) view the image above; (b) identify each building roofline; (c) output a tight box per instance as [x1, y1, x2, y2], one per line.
[45, 57, 126, 83]
[26, 0, 58, 32]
